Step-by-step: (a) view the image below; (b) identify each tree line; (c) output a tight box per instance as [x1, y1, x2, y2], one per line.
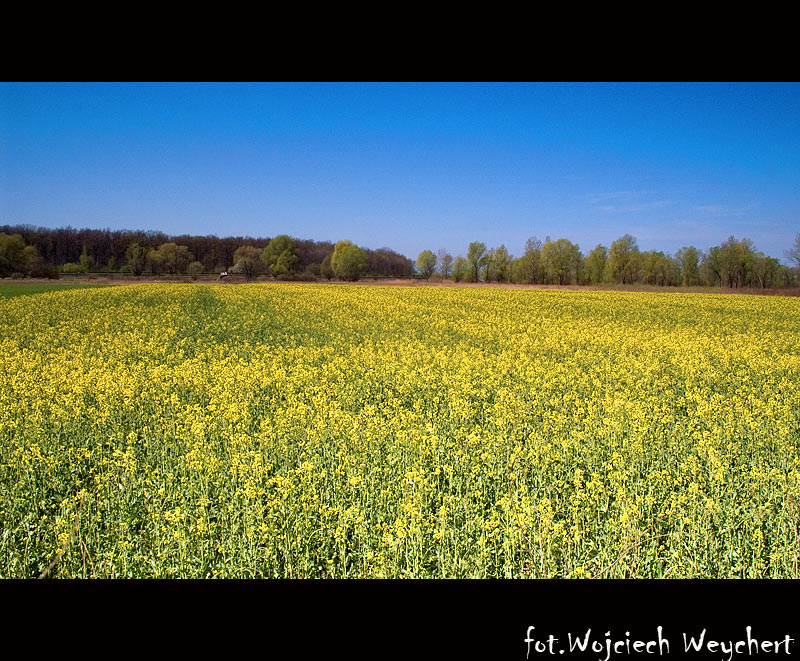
[2, 223, 798, 288]
[0, 225, 413, 280]
[417, 234, 800, 289]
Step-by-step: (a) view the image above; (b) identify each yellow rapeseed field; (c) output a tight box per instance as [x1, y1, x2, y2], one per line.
[1, 283, 799, 577]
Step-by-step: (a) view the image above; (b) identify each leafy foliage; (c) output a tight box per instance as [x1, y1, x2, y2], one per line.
[416, 250, 437, 280]
[466, 242, 488, 283]
[263, 235, 299, 276]
[331, 241, 367, 281]
[232, 245, 265, 281]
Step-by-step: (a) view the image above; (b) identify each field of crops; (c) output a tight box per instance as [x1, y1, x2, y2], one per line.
[1, 283, 799, 578]
[0, 282, 110, 298]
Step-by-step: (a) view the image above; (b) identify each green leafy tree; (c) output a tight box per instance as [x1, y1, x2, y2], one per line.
[187, 261, 204, 280]
[576, 253, 590, 285]
[641, 251, 670, 286]
[778, 263, 798, 287]
[146, 248, 163, 275]
[126, 242, 147, 276]
[675, 246, 701, 287]
[61, 262, 83, 274]
[0, 233, 26, 276]
[466, 242, 488, 283]
[154, 243, 193, 275]
[451, 256, 469, 282]
[0, 239, 50, 278]
[515, 237, 543, 284]
[607, 234, 641, 284]
[541, 238, 581, 285]
[320, 254, 334, 280]
[585, 244, 608, 285]
[718, 236, 756, 288]
[416, 250, 437, 280]
[231, 245, 265, 281]
[330, 240, 355, 274]
[263, 235, 299, 276]
[664, 254, 681, 286]
[79, 245, 94, 273]
[700, 246, 724, 286]
[751, 253, 781, 289]
[21, 245, 44, 277]
[272, 250, 298, 276]
[303, 263, 321, 279]
[487, 245, 513, 283]
[510, 256, 527, 284]
[331, 240, 367, 281]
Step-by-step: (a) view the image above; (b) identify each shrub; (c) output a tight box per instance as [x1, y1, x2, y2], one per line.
[187, 261, 205, 281]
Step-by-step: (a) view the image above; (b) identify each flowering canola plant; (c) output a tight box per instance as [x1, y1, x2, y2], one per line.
[1, 283, 799, 578]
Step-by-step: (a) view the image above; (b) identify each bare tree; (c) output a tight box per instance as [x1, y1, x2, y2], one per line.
[437, 249, 453, 280]
[787, 233, 800, 269]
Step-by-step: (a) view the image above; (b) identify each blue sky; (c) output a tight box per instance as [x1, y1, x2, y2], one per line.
[1, 82, 798, 263]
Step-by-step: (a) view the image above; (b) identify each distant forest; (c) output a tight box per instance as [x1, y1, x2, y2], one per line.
[0, 225, 414, 280]
[1, 223, 799, 289]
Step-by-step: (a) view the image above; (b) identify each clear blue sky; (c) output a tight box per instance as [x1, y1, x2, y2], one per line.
[2, 82, 798, 263]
